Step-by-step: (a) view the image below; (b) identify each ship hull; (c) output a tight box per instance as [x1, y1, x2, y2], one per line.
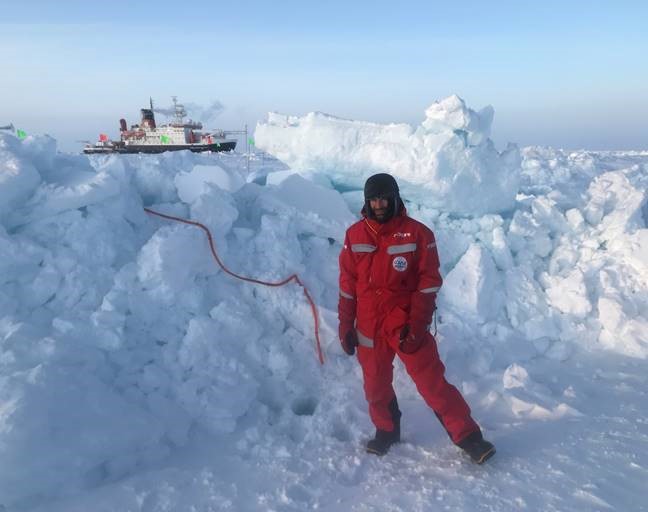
[84, 141, 236, 155]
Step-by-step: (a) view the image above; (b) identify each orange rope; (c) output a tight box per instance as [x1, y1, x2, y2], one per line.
[144, 207, 324, 365]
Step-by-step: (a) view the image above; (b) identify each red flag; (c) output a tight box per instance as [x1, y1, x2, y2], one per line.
[99, 133, 109, 142]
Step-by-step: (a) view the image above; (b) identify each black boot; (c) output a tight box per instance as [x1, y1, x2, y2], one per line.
[366, 428, 400, 455]
[457, 431, 496, 464]
[366, 397, 401, 456]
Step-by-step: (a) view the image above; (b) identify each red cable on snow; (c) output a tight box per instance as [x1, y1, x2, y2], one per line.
[144, 207, 325, 365]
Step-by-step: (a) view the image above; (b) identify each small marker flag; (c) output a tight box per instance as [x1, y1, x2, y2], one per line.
[16, 129, 27, 140]
[248, 137, 255, 146]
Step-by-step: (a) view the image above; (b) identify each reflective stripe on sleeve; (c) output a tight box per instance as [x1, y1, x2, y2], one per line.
[419, 286, 440, 294]
[427, 242, 436, 248]
[351, 244, 377, 253]
[357, 330, 374, 348]
[387, 243, 417, 255]
[339, 290, 355, 300]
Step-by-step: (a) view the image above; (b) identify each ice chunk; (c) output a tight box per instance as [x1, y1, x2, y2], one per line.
[503, 363, 529, 389]
[0, 137, 41, 224]
[421, 94, 494, 146]
[584, 170, 646, 238]
[137, 229, 212, 301]
[544, 268, 592, 319]
[272, 174, 354, 227]
[175, 164, 245, 203]
[440, 244, 504, 321]
[175, 315, 258, 434]
[504, 268, 557, 341]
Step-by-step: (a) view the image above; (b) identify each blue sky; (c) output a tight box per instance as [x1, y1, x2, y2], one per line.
[2, 0, 647, 151]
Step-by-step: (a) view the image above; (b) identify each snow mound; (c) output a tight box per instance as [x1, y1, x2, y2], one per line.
[0, 135, 328, 507]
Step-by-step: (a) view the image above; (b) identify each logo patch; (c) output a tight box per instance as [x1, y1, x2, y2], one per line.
[392, 256, 408, 272]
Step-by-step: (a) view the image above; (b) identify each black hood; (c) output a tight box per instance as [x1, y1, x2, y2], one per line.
[363, 173, 402, 223]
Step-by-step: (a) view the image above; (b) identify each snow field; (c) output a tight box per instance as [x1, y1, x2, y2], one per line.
[1, 96, 647, 510]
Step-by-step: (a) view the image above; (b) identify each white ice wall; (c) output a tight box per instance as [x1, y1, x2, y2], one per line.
[255, 95, 521, 216]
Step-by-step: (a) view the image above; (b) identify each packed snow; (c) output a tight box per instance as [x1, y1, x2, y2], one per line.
[1, 96, 647, 511]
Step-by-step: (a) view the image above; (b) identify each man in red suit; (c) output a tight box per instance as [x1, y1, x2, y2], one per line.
[338, 173, 495, 463]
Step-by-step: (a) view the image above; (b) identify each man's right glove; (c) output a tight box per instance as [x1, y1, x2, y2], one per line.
[341, 329, 359, 356]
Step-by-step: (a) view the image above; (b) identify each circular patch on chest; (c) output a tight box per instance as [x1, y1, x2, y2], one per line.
[392, 256, 408, 272]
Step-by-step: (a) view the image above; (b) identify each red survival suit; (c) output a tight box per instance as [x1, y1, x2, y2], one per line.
[338, 207, 480, 444]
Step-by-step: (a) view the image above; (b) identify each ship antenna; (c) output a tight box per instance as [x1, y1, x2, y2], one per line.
[171, 96, 186, 124]
[150, 97, 154, 110]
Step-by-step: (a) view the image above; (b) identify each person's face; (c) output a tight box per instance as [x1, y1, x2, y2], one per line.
[369, 197, 389, 221]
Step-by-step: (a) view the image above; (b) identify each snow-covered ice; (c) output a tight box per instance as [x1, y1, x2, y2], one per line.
[255, 95, 521, 216]
[1, 96, 647, 511]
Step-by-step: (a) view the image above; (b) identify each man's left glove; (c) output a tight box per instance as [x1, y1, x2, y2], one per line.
[341, 329, 359, 356]
[398, 324, 426, 354]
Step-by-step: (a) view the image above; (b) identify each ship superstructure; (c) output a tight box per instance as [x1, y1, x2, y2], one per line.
[84, 97, 237, 154]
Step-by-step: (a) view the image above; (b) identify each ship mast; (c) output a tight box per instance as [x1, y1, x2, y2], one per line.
[172, 96, 187, 125]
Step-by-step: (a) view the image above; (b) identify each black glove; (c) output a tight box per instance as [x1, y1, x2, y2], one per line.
[341, 330, 359, 356]
[398, 324, 426, 354]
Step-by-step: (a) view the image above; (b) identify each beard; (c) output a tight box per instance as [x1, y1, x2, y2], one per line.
[365, 197, 398, 223]
[371, 201, 393, 223]
[373, 207, 388, 222]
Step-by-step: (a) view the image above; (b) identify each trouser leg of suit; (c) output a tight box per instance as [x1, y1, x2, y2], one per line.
[397, 332, 480, 444]
[356, 336, 400, 432]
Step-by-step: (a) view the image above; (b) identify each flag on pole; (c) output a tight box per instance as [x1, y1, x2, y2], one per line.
[16, 129, 27, 140]
[160, 135, 170, 144]
[248, 137, 255, 146]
